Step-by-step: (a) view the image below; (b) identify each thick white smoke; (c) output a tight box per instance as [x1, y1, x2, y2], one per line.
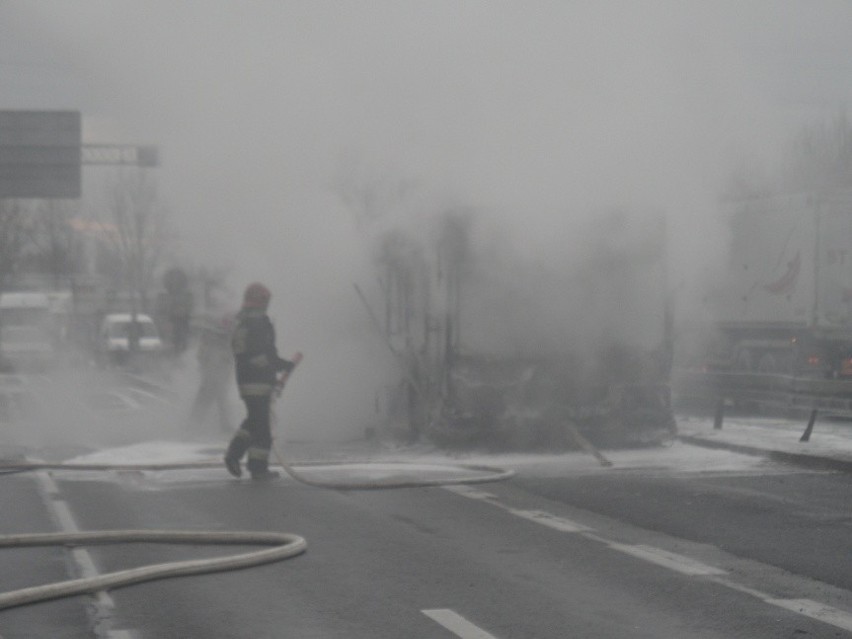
[2, 1, 852, 438]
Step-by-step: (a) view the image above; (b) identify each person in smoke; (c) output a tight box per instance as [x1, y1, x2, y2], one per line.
[159, 267, 194, 357]
[224, 282, 296, 481]
[188, 312, 235, 435]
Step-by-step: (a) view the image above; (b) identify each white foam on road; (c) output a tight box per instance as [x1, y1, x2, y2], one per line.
[453, 440, 774, 478]
[58, 441, 512, 487]
[65, 441, 217, 466]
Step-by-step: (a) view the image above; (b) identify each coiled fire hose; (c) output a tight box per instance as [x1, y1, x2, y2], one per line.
[0, 457, 512, 611]
[0, 355, 514, 610]
[0, 454, 512, 611]
[0, 529, 306, 610]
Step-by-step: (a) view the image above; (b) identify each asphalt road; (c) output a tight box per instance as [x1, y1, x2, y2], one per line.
[2, 444, 851, 638]
[2, 370, 852, 637]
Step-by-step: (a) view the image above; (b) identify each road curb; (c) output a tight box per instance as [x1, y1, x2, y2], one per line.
[678, 434, 852, 474]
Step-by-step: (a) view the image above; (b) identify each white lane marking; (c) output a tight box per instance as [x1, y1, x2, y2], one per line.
[38, 476, 146, 638]
[605, 543, 726, 576]
[709, 577, 852, 633]
[34, 472, 117, 612]
[706, 575, 769, 600]
[50, 499, 81, 537]
[49, 500, 103, 583]
[126, 387, 161, 400]
[38, 471, 61, 496]
[444, 486, 497, 500]
[110, 391, 142, 410]
[444, 486, 588, 531]
[442, 484, 852, 633]
[506, 508, 590, 533]
[422, 609, 499, 639]
[766, 599, 852, 632]
[447, 484, 721, 575]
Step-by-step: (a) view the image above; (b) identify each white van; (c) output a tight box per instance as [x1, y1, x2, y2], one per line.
[98, 313, 164, 365]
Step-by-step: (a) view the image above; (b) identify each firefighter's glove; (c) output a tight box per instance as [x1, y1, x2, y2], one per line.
[275, 378, 286, 396]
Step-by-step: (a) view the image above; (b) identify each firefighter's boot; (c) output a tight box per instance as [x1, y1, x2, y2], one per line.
[224, 455, 242, 478]
[224, 429, 250, 478]
[247, 447, 278, 480]
[251, 469, 280, 481]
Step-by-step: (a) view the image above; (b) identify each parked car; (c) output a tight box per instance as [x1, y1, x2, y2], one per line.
[98, 313, 163, 366]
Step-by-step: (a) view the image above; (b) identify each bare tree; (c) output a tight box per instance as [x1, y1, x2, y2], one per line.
[0, 199, 33, 292]
[334, 166, 475, 441]
[100, 169, 170, 316]
[332, 155, 419, 231]
[29, 199, 83, 290]
[0, 199, 35, 370]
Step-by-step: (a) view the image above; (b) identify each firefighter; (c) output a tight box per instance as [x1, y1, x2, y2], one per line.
[188, 312, 235, 434]
[224, 282, 295, 481]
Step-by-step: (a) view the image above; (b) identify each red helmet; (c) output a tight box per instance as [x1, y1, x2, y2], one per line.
[243, 282, 271, 309]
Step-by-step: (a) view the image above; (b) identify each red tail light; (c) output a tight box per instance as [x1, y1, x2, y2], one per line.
[807, 355, 821, 367]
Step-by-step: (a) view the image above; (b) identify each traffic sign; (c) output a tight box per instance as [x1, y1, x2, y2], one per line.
[0, 110, 82, 198]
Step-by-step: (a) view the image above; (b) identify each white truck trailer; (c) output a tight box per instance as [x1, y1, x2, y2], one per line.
[703, 189, 852, 377]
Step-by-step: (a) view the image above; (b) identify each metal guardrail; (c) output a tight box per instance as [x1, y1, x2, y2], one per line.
[672, 368, 852, 440]
[674, 369, 852, 411]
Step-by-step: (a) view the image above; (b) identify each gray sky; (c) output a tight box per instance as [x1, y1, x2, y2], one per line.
[2, 1, 851, 435]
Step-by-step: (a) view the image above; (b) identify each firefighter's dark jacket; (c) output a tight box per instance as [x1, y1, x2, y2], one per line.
[231, 308, 294, 397]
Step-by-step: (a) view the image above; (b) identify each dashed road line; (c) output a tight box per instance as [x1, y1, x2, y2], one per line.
[108, 392, 142, 411]
[711, 576, 852, 631]
[34, 471, 134, 638]
[605, 542, 725, 576]
[765, 598, 852, 632]
[505, 508, 591, 533]
[422, 609, 498, 638]
[445, 486, 588, 533]
[443, 484, 852, 633]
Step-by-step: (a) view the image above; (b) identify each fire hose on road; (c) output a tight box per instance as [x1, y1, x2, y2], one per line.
[0, 456, 513, 611]
[0, 354, 515, 611]
[0, 529, 306, 611]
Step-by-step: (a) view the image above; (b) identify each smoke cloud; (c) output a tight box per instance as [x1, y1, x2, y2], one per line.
[2, 1, 852, 438]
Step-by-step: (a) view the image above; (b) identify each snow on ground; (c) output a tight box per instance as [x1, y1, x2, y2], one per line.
[679, 413, 852, 456]
[45, 410, 852, 486]
[65, 441, 218, 465]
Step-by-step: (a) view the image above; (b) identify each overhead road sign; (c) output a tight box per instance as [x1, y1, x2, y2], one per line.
[82, 144, 158, 167]
[0, 110, 82, 198]
[1, 110, 159, 199]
